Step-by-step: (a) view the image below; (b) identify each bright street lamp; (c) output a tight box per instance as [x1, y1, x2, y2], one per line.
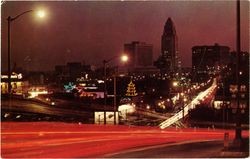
[173, 81, 178, 87]
[7, 9, 46, 95]
[121, 54, 128, 63]
[37, 10, 46, 18]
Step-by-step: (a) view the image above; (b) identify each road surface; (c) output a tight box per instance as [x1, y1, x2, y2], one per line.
[1, 122, 249, 158]
[107, 140, 224, 158]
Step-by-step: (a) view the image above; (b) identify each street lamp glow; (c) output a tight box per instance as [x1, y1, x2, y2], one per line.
[37, 10, 46, 18]
[173, 81, 178, 87]
[121, 55, 128, 62]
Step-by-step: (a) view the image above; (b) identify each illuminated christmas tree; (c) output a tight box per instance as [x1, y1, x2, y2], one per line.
[126, 79, 138, 96]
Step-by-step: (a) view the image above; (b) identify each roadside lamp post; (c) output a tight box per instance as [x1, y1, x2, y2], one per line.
[234, 0, 242, 144]
[103, 54, 128, 124]
[183, 96, 188, 121]
[7, 9, 46, 96]
[173, 81, 185, 121]
[180, 92, 185, 121]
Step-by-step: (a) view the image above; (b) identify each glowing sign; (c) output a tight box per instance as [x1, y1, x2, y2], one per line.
[83, 86, 98, 90]
[28, 90, 48, 98]
[1, 73, 23, 79]
[64, 82, 76, 92]
[94, 112, 119, 124]
[97, 80, 104, 83]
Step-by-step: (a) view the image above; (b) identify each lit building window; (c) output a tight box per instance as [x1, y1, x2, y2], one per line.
[240, 85, 246, 92]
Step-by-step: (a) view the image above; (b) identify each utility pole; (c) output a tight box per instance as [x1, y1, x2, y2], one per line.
[113, 67, 117, 125]
[103, 55, 128, 125]
[234, 0, 242, 145]
[7, 16, 12, 96]
[103, 60, 107, 124]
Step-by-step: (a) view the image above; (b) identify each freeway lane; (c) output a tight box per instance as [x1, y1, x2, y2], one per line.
[1, 122, 249, 158]
[159, 78, 218, 129]
[1, 99, 93, 120]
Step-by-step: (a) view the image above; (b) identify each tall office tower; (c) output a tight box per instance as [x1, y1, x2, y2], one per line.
[124, 41, 153, 68]
[155, 17, 178, 74]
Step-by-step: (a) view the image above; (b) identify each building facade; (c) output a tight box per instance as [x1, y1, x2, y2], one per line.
[1, 72, 29, 94]
[213, 51, 249, 123]
[55, 62, 92, 83]
[192, 43, 230, 82]
[124, 41, 153, 69]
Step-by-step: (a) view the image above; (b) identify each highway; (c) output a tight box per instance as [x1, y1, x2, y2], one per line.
[136, 107, 172, 119]
[1, 98, 93, 122]
[159, 78, 217, 129]
[1, 122, 249, 158]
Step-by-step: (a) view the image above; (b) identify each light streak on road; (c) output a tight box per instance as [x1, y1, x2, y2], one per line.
[136, 108, 171, 119]
[159, 78, 218, 129]
[2, 122, 249, 158]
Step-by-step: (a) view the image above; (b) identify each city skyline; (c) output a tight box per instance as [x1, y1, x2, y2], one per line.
[1, 1, 249, 157]
[1, 1, 249, 71]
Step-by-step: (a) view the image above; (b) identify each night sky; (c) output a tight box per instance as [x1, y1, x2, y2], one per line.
[1, 1, 249, 71]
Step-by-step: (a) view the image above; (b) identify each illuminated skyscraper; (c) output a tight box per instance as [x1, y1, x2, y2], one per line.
[155, 17, 178, 73]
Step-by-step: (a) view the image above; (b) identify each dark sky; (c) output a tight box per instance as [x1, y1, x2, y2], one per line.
[1, 1, 249, 71]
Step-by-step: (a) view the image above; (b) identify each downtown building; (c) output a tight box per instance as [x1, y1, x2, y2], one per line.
[192, 43, 230, 82]
[55, 62, 93, 83]
[124, 41, 158, 75]
[213, 51, 249, 123]
[155, 17, 179, 74]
